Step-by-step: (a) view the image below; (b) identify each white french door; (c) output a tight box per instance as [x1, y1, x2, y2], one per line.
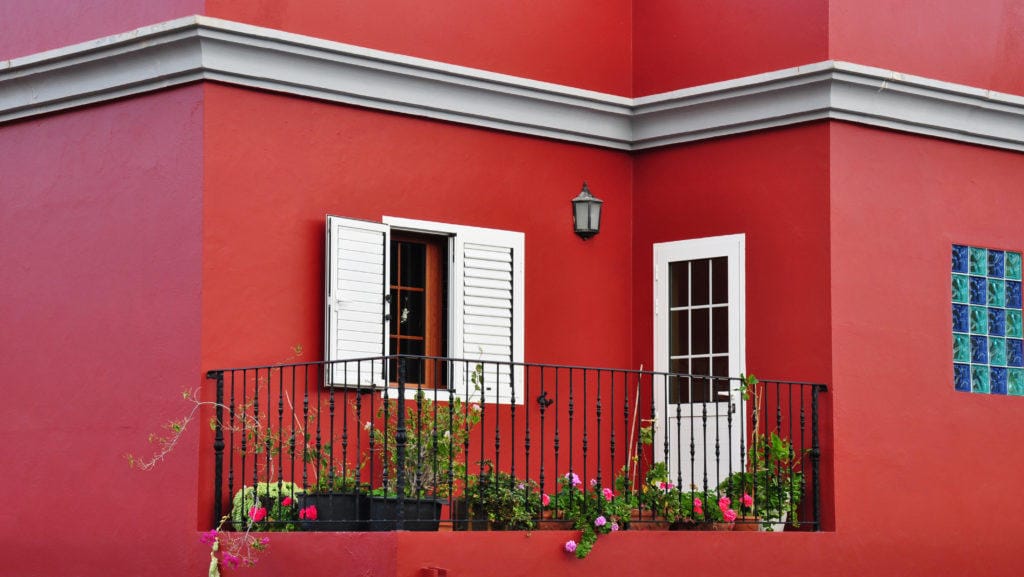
[653, 235, 745, 490]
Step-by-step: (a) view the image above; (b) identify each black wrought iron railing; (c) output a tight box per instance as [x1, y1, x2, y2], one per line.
[207, 356, 827, 532]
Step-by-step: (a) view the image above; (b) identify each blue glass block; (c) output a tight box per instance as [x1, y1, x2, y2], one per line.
[991, 367, 1008, 394]
[989, 308, 1006, 336]
[951, 274, 969, 303]
[953, 333, 971, 362]
[970, 247, 988, 275]
[1009, 369, 1024, 395]
[972, 365, 991, 393]
[954, 363, 972, 391]
[952, 245, 969, 273]
[970, 306, 988, 334]
[988, 279, 1006, 307]
[1007, 310, 1023, 338]
[1007, 252, 1023, 281]
[1007, 281, 1022, 309]
[971, 335, 989, 363]
[953, 304, 970, 332]
[989, 250, 1006, 278]
[990, 337, 1007, 365]
[1009, 339, 1023, 367]
[970, 276, 987, 305]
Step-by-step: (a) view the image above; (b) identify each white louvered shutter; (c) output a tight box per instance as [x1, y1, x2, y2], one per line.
[453, 227, 524, 403]
[325, 216, 390, 387]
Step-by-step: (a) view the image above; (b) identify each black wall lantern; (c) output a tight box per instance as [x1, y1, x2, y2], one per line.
[571, 182, 603, 240]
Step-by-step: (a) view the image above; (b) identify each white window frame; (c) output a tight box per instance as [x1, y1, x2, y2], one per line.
[325, 215, 525, 404]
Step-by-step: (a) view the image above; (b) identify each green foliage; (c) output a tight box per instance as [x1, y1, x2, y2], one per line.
[465, 462, 541, 530]
[230, 482, 304, 532]
[550, 473, 630, 559]
[730, 373, 805, 527]
[371, 377, 482, 497]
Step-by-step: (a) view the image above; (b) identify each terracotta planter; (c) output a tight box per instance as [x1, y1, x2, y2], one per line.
[629, 509, 670, 530]
[536, 519, 574, 530]
[733, 515, 760, 531]
[536, 511, 573, 530]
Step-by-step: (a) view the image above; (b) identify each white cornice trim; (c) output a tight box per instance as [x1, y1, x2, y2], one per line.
[3, 16, 1024, 153]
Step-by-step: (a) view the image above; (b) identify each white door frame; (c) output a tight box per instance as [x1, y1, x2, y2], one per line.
[653, 234, 746, 487]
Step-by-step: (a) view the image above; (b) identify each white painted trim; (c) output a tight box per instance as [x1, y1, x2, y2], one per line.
[3, 16, 1024, 152]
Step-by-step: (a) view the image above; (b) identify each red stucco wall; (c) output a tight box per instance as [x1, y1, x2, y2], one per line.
[633, 0, 829, 95]
[631, 123, 835, 531]
[0, 86, 205, 576]
[829, 0, 1024, 94]
[205, 0, 633, 96]
[829, 122, 1024, 575]
[200, 84, 634, 371]
[0, 0, 203, 60]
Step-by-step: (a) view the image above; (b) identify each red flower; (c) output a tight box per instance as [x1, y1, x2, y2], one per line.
[281, 497, 293, 506]
[299, 505, 318, 520]
[249, 506, 267, 523]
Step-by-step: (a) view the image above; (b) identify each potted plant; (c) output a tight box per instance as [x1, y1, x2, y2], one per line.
[230, 481, 304, 532]
[367, 381, 483, 530]
[718, 374, 805, 531]
[458, 462, 541, 530]
[656, 489, 737, 531]
[551, 472, 631, 559]
[299, 464, 370, 531]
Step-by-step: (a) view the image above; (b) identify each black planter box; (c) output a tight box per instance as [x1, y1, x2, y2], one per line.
[451, 498, 489, 531]
[367, 496, 443, 531]
[298, 492, 370, 531]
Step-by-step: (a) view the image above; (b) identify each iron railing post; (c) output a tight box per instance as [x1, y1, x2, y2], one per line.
[208, 370, 225, 526]
[395, 357, 407, 529]
[811, 384, 822, 531]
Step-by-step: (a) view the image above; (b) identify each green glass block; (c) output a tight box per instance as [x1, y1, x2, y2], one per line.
[970, 306, 988, 334]
[1009, 369, 1024, 395]
[972, 365, 991, 393]
[953, 333, 971, 362]
[990, 337, 1007, 366]
[1008, 310, 1023, 338]
[988, 279, 1006, 307]
[970, 247, 988, 275]
[1007, 252, 1023, 281]
[952, 274, 969, 303]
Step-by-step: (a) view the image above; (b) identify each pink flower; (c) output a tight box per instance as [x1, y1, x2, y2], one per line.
[718, 496, 731, 511]
[281, 497, 293, 506]
[222, 553, 241, 569]
[564, 540, 577, 553]
[199, 529, 218, 546]
[590, 478, 597, 487]
[693, 497, 703, 516]
[742, 493, 754, 509]
[299, 505, 318, 520]
[259, 537, 270, 546]
[723, 508, 738, 523]
[602, 487, 614, 502]
[594, 515, 607, 527]
[565, 472, 581, 487]
[249, 506, 267, 523]
[542, 493, 551, 507]
[471, 403, 482, 413]
[610, 522, 620, 532]
[657, 481, 676, 492]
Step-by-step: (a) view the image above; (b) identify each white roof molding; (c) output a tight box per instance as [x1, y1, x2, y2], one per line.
[3, 16, 1024, 153]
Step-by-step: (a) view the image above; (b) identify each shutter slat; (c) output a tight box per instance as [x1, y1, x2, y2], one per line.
[327, 216, 389, 387]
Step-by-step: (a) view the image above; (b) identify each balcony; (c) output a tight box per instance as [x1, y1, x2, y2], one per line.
[206, 356, 827, 536]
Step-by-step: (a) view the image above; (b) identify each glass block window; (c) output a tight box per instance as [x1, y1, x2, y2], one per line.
[953, 244, 1024, 395]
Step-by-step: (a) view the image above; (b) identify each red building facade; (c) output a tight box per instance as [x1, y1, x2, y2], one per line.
[2, 2, 1024, 576]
